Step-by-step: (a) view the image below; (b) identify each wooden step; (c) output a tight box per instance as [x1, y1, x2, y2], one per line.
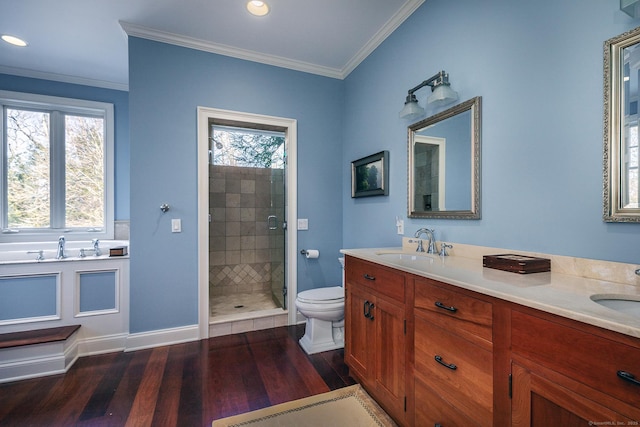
[0, 325, 80, 350]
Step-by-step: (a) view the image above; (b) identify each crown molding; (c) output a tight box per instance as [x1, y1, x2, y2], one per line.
[120, 0, 425, 80]
[120, 21, 344, 80]
[342, 0, 425, 77]
[0, 65, 129, 91]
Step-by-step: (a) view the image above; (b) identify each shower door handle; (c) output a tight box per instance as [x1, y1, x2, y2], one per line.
[267, 215, 278, 230]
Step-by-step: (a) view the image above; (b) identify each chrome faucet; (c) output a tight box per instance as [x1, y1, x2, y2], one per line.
[56, 236, 66, 259]
[414, 228, 438, 254]
[92, 239, 101, 256]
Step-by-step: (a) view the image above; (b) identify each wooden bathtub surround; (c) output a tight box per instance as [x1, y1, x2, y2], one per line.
[343, 254, 640, 427]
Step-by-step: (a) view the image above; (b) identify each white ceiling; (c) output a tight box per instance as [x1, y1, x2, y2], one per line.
[0, 0, 424, 91]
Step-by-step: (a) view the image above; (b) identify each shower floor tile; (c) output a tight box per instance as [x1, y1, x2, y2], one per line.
[210, 292, 278, 318]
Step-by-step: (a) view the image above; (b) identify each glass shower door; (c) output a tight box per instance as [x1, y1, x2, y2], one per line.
[269, 145, 286, 309]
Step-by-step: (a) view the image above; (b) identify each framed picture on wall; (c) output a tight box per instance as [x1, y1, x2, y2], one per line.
[351, 151, 389, 198]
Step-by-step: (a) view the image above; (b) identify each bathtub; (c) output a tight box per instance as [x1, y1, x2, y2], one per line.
[0, 240, 129, 264]
[0, 239, 130, 382]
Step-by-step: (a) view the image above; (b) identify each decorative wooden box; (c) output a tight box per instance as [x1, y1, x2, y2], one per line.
[109, 246, 128, 257]
[482, 254, 550, 274]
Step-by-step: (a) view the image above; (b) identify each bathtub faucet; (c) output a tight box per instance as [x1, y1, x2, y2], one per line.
[56, 236, 66, 259]
[92, 239, 101, 256]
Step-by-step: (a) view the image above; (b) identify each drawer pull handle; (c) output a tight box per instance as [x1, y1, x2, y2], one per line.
[435, 355, 457, 370]
[617, 370, 640, 386]
[363, 301, 375, 320]
[363, 274, 376, 281]
[435, 301, 457, 312]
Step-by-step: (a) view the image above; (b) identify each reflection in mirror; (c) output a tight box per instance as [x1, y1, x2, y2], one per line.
[408, 97, 481, 219]
[604, 26, 640, 222]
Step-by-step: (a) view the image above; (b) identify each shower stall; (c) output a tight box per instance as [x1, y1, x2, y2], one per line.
[208, 123, 287, 319]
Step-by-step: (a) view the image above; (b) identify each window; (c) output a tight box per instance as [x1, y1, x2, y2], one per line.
[0, 90, 114, 242]
[211, 125, 285, 169]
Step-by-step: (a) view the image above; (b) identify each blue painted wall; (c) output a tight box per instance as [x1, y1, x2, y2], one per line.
[0, 74, 130, 220]
[343, 0, 640, 264]
[6, 0, 640, 335]
[128, 38, 344, 333]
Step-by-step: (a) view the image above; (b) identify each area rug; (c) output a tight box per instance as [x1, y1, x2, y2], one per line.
[212, 384, 397, 426]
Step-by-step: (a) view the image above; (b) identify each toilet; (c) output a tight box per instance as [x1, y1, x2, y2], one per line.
[295, 257, 345, 354]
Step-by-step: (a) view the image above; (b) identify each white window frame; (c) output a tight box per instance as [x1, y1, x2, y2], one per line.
[0, 90, 114, 243]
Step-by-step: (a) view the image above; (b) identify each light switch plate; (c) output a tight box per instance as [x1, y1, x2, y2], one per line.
[297, 219, 308, 230]
[171, 218, 182, 233]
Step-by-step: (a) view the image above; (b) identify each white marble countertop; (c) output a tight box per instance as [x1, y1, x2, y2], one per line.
[340, 247, 640, 340]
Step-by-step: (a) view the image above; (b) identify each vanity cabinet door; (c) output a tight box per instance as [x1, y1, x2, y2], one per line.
[372, 295, 406, 423]
[344, 256, 408, 425]
[511, 363, 635, 426]
[345, 284, 375, 382]
[510, 309, 640, 425]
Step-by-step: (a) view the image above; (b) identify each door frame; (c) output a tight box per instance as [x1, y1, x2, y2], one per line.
[414, 134, 446, 211]
[196, 107, 298, 339]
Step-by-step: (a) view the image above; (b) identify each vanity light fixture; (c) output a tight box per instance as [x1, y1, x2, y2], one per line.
[247, 1, 270, 16]
[1, 34, 28, 47]
[621, 0, 640, 18]
[399, 70, 458, 120]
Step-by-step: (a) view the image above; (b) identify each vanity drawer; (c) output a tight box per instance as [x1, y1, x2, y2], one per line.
[414, 277, 493, 346]
[415, 376, 483, 427]
[345, 256, 405, 303]
[511, 309, 640, 411]
[415, 314, 493, 426]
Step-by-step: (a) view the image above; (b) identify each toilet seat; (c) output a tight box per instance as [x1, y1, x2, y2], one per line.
[296, 286, 344, 304]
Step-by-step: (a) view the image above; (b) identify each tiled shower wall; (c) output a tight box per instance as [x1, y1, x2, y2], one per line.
[209, 164, 284, 302]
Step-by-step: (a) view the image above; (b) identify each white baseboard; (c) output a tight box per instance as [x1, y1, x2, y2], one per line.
[0, 333, 79, 384]
[1, 325, 201, 383]
[125, 324, 200, 352]
[78, 332, 128, 356]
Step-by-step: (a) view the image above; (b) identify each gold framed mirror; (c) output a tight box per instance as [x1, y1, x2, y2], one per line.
[604, 26, 640, 222]
[407, 96, 481, 219]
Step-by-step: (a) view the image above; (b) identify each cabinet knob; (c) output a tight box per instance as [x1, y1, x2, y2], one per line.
[363, 274, 376, 281]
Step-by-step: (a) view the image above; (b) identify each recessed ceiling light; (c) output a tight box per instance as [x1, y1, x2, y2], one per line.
[247, 1, 269, 16]
[1, 34, 28, 47]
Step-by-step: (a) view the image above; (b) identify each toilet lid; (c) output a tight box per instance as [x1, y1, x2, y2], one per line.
[297, 286, 344, 303]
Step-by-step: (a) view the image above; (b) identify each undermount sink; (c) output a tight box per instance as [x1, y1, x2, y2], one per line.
[374, 251, 433, 262]
[590, 294, 640, 318]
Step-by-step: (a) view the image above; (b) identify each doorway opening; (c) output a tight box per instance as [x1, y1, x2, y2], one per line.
[208, 123, 286, 318]
[197, 108, 298, 339]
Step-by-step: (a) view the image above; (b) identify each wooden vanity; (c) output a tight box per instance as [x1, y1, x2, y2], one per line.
[343, 253, 640, 427]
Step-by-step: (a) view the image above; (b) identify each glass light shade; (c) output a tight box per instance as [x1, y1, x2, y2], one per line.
[427, 84, 458, 106]
[621, 0, 640, 17]
[399, 100, 425, 120]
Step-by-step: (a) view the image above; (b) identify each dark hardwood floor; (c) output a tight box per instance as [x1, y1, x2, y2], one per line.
[0, 325, 356, 426]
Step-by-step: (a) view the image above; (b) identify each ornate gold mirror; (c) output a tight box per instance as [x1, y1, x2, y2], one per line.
[604, 26, 640, 222]
[408, 96, 481, 219]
